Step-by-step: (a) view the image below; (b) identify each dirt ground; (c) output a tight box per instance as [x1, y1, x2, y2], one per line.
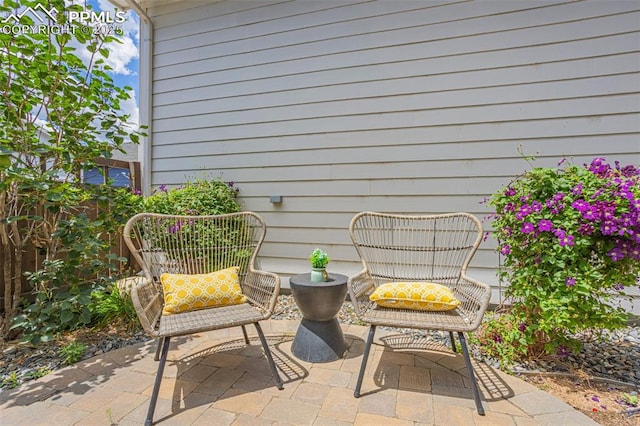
[523, 374, 640, 425]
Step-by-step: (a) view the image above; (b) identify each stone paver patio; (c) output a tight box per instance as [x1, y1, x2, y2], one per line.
[0, 320, 597, 425]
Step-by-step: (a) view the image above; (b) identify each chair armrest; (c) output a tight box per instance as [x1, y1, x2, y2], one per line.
[453, 274, 492, 330]
[242, 269, 281, 317]
[347, 269, 376, 319]
[129, 277, 163, 336]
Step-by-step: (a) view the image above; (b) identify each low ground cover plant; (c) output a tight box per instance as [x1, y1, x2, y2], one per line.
[59, 341, 87, 365]
[476, 157, 640, 368]
[90, 285, 139, 331]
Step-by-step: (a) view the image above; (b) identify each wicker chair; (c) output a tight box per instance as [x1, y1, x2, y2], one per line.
[347, 211, 491, 415]
[123, 212, 283, 426]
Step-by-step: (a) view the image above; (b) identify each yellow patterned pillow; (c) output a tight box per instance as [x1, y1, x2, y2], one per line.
[160, 266, 247, 315]
[369, 282, 460, 312]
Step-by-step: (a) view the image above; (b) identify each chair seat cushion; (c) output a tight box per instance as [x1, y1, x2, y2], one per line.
[369, 282, 460, 312]
[158, 302, 265, 337]
[160, 266, 247, 315]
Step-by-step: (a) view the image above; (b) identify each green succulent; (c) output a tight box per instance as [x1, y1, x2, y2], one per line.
[309, 248, 330, 268]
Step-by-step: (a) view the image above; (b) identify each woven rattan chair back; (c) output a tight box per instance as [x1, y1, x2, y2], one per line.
[128, 212, 263, 286]
[347, 211, 490, 415]
[350, 211, 482, 288]
[123, 212, 283, 425]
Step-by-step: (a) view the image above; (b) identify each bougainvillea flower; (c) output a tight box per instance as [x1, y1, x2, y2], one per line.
[553, 229, 576, 246]
[582, 206, 597, 220]
[578, 223, 595, 235]
[601, 220, 617, 235]
[521, 222, 535, 233]
[571, 199, 590, 212]
[516, 204, 533, 220]
[588, 157, 611, 176]
[608, 247, 625, 261]
[571, 183, 583, 195]
[537, 219, 553, 232]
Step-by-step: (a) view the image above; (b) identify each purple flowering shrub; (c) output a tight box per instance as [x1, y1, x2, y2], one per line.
[479, 158, 639, 366]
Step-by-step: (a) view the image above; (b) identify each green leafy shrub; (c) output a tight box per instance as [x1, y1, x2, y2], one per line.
[12, 187, 142, 344]
[10, 176, 239, 344]
[143, 178, 241, 215]
[59, 341, 87, 365]
[12, 281, 95, 344]
[477, 157, 640, 367]
[0, 0, 144, 341]
[139, 178, 249, 273]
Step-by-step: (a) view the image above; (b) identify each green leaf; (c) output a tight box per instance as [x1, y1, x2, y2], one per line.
[0, 154, 10, 169]
[79, 309, 92, 324]
[60, 309, 74, 324]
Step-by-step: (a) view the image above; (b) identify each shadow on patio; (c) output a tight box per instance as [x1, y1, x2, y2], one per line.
[0, 320, 597, 425]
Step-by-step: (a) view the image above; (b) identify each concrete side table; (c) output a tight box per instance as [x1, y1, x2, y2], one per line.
[289, 273, 348, 363]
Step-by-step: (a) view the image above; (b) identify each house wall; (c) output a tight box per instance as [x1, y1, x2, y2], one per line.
[144, 0, 640, 307]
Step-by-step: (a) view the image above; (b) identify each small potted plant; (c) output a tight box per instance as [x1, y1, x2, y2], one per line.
[309, 248, 330, 282]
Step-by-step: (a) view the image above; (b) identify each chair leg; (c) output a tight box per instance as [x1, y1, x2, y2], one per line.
[241, 325, 250, 345]
[253, 322, 284, 390]
[146, 336, 171, 426]
[154, 337, 164, 361]
[449, 331, 457, 353]
[354, 325, 376, 398]
[457, 332, 485, 415]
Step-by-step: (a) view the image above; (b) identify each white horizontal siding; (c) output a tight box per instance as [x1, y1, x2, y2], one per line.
[154, 63, 639, 119]
[151, 93, 637, 139]
[153, 35, 639, 107]
[154, 36, 640, 100]
[147, 0, 640, 309]
[151, 120, 638, 166]
[152, 138, 638, 178]
[153, 73, 640, 131]
[153, 16, 639, 87]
